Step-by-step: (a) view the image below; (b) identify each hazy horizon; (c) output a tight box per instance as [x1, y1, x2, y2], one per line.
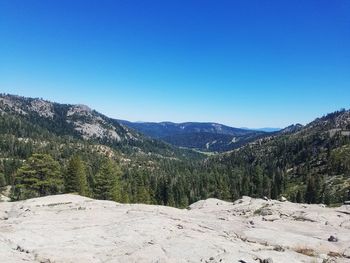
[1, 1, 349, 128]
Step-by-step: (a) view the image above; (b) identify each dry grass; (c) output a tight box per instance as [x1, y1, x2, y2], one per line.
[294, 246, 316, 257]
[327, 251, 342, 257]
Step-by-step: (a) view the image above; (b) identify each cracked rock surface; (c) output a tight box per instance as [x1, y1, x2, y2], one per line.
[0, 194, 349, 262]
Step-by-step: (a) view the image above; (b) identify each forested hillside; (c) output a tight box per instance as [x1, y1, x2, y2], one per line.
[0, 94, 349, 207]
[210, 109, 350, 204]
[0, 94, 201, 159]
[118, 120, 267, 152]
[0, 94, 203, 205]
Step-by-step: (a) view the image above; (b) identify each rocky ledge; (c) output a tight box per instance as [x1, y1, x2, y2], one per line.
[0, 194, 349, 262]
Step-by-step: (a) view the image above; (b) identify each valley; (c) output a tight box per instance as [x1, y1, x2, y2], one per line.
[0, 94, 349, 207]
[118, 120, 270, 152]
[2, 1, 349, 262]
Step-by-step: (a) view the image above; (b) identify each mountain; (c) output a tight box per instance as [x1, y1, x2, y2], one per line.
[162, 132, 269, 152]
[1, 93, 349, 207]
[277, 123, 304, 134]
[214, 109, 350, 204]
[0, 94, 201, 160]
[241, 127, 282, 132]
[257, 127, 281, 132]
[117, 121, 257, 138]
[0, 94, 209, 206]
[118, 120, 268, 152]
[0, 94, 138, 142]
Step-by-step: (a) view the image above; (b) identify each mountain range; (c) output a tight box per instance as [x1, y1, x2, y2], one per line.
[240, 127, 281, 132]
[118, 120, 272, 152]
[0, 93, 273, 153]
[0, 94, 200, 160]
[0, 93, 303, 154]
[0, 93, 349, 206]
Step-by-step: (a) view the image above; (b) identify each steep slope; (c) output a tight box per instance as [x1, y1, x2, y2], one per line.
[214, 109, 350, 203]
[1, 194, 349, 263]
[0, 94, 201, 158]
[118, 120, 268, 152]
[1, 93, 349, 207]
[0, 94, 140, 143]
[277, 123, 304, 134]
[0, 94, 209, 206]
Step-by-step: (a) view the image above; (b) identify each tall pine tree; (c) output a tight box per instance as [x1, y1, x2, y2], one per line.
[94, 159, 122, 201]
[65, 155, 89, 196]
[12, 154, 63, 200]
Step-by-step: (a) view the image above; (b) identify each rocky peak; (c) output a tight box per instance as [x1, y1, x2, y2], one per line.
[29, 99, 54, 118]
[66, 104, 93, 117]
[0, 94, 28, 115]
[0, 94, 141, 143]
[279, 123, 304, 134]
[309, 109, 350, 130]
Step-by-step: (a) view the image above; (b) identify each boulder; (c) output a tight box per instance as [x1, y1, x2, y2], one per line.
[343, 247, 350, 258]
[280, 196, 287, 202]
[328, 235, 338, 242]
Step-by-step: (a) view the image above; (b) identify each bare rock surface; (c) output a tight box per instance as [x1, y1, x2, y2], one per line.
[0, 194, 349, 262]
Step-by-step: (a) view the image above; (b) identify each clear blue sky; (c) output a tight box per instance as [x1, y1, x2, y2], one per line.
[1, 0, 349, 128]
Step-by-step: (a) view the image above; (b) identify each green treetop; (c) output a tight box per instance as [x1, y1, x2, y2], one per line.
[12, 154, 63, 200]
[65, 155, 89, 196]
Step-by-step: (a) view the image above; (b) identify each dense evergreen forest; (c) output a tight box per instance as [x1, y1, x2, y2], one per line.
[118, 120, 268, 152]
[1, 95, 349, 206]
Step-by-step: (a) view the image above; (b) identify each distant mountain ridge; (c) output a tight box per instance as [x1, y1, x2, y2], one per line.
[118, 120, 269, 152]
[0, 93, 200, 160]
[0, 94, 138, 142]
[117, 120, 256, 138]
[240, 127, 281, 132]
[216, 108, 350, 204]
[1, 93, 349, 206]
[277, 123, 304, 134]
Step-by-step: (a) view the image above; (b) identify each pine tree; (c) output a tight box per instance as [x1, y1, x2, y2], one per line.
[0, 172, 6, 187]
[120, 185, 130, 203]
[167, 192, 175, 206]
[305, 176, 317, 204]
[296, 190, 303, 203]
[323, 186, 331, 205]
[253, 165, 264, 197]
[94, 159, 121, 200]
[179, 194, 189, 208]
[241, 174, 250, 196]
[314, 175, 323, 203]
[12, 154, 63, 200]
[65, 155, 88, 196]
[262, 176, 271, 198]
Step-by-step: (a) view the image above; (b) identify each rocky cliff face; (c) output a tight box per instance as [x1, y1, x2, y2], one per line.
[1, 194, 349, 262]
[0, 94, 203, 161]
[0, 94, 139, 143]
